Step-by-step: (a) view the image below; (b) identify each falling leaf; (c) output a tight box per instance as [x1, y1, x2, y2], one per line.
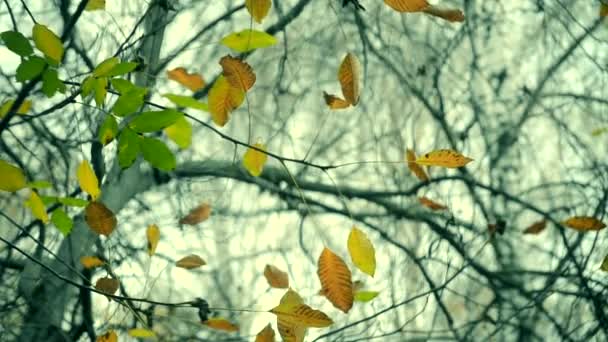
[601, 2, 608, 17]
[488, 220, 506, 236]
[246, 0, 272, 23]
[219, 55, 256, 91]
[204, 318, 239, 332]
[25, 190, 49, 224]
[208, 75, 245, 126]
[96, 330, 117, 342]
[80, 256, 105, 269]
[85, 201, 117, 236]
[523, 220, 547, 235]
[77, 160, 101, 200]
[591, 127, 608, 136]
[601, 255, 608, 272]
[338, 53, 361, 105]
[415, 149, 473, 168]
[164, 116, 192, 149]
[317, 247, 354, 313]
[179, 203, 212, 225]
[406, 149, 429, 181]
[323, 92, 350, 110]
[221, 29, 277, 52]
[264, 264, 289, 288]
[95, 277, 119, 295]
[0, 99, 32, 118]
[176, 254, 206, 269]
[561, 216, 606, 231]
[0, 160, 27, 192]
[384, 0, 429, 12]
[347, 226, 376, 277]
[243, 143, 268, 177]
[275, 290, 307, 342]
[147, 224, 160, 256]
[167, 67, 205, 92]
[255, 323, 276, 342]
[354, 291, 379, 302]
[423, 6, 465, 22]
[86, 0, 106, 11]
[418, 197, 447, 210]
[32, 24, 63, 65]
[128, 328, 157, 339]
[270, 288, 333, 328]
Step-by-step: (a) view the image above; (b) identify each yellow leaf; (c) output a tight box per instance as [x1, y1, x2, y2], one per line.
[164, 116, 192, 149]
[270, 288, 333, 328]
[0, 159, 27, 192]
[264, 264, 289, 288]
[523, 220, 547, 235]
[32, 24, 64, 64]
[323, 92, 350, 110]
[86, 0, 106, 11]
[418, 196, 448, 211]
[338, 53, 361, 105]
[146, 224, 160, 256]
[255, 323, 276, 342]
[405, 149, 429, 181]
[204, 318, 239, 332]
[347, 226, 376, 277]
[423, 6, 465, 22]
[167, 67, 205, 92]
[246, 0, 272, 23]
[415, 149, 473, 168]
[601, 2, 608, 17]
[278, 317, 306, 342]
[221, 29, 277, 53]
[85, 201, 117, 236]
[77, 160, 101, 200]
[384, 0, 429, 12]
[80, 256, 105, 269]
[176, 254, 206, 269]
[0, 99, 32, 118]
[243, 142, 267, 177]
[96, 330, 117, 342]
[208, 75, 245, 126]
[25, 190, 49, 224]
[95, 276, 119, 295]
[219, 55, 256, 91]
[601, 255, 608, 272]
[179, 203, 212, 225]
[128, 328, 156, 339]
[317, 247, 354, 313]
[354, 290, 379, 302]
[561, 216, 606, 231]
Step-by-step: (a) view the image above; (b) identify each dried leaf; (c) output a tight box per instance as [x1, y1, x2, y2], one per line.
[338, 53, 361, 105]
[147, 224, 160, 256]
[270, 289, 333, 328]
[323, 92, 350, 110]
[317, 247, 354, 313]
[405, 149, 429, 181]
[176, 254, 206, 269]
[243, 143, 268, 177]
[85, 201, 117, 236]
[95, 277, 119, 295]
[80, 256, 104, 269]
[246, 0, 272, 23]
[179, 203, 212, 225]
[523, 220, 547, 235]
[561, 216, 606, 231]
[278, 317, 306, 342]
[220, 55, 256, 91]
[204, 318, 239, 332]
[208, 75, 245, 126]
[418, 197, 447, 210]
[0, 159, 27, 192]
[423, 6, 465, 22]
[601, 2, 608, 17]
[77, 160, 100, 200]
[167, 67, 205, 92]
[384, 0, 429, 12]
[96, 330, 117, 342]
[128, 328, 156, 339]
[347, 226, 376, 277]
[255, 323, 276, 342]
[264, 264, 289, 288]
[416, 149, 473, 168]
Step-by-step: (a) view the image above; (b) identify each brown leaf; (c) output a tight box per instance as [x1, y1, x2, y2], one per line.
[338, 53, 361, 105]
[423, 6, 465, 22]
[418, 196, 447, 211]
[208, 75, 245, 127]
[255, 323, 276, 342]
[167, 67, 205, 92]
[219, 55, 256, 92]
[317, 247, 353, 313]
[264, 264, 289, 288]
[203, 318, 239, 332]
[179, 203, 212, 225]
[85, 201, 117, 236]
[406, 149, 429, 181]
[416, 149, 473, 168]
[95, 277, 119, 295]
[523, 220, 547, 235]
[384, 0, 429, 12]
[96, 330, 117, 342]
[561, 216, 606, 231]
[176, 254, 206, 269]
[323, 92, 350, 110]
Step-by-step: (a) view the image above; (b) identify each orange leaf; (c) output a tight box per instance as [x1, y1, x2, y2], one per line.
[384, 0, 429, 12]
[204, 318, 239, 332]
[416, 149, 473, 168]
[406, 149, 429, 181]
[179, 203, 212, 225]
[323, 92, 350, 110]
[523, 220, 547, 235]
[338, 53, 361, 105]
[96, 330, 117, 342]
[264, 264, 289, 288]
[95, 277, 119, 295]
[208, 75, 245, 126]
[246, 0, 272, 23]
[423, 6, 465, 22]
[167, 67, 205, 92]
[80, 256, 105, 269]
[176, 254, 206, 269]
[146, 224, 160, 256]
[317, 247, 353, 313]
[418, 197, 447, 211]
[219, 55, 256, 91]
[270, 289, 333, 328]
[561, 216, 606, 231]
[255, 323, 276, 342]
[85, 201, 117, 236]
[278, 318, 306, 342]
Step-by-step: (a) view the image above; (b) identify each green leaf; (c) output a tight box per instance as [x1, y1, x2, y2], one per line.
[98, 115, 118, 145]
[0, 99, 31, 118]
[163, 94, 208, 112]
[32, 24, 64, 65]
[164, 116, 192, 149]
[40, 195, 58, 205]
[27, 180, 53, 189]
[129, 109, 183, 133]
[354, 291, 379, 302]
[42, 69, 66, 97]
[141, 137, 176, 171]
[93, 57, 119, 77]
[25, 190, 49, 223]
[111, 89, 146, 117]
[85, 0, 106, 11]
[0, 160, 27, 192]
[107, 62, 138, 77]
[94, 77, 108, 107]
[591, 127, 608, 137]
[1, 31, 33, 56]
[51, 209, 73, 236]
[118, 128, 141, 169]
[110, 78, 134, 93]
[57, 197, 89, 207]
[81, 76, 95, 98]
[220, 29, 277, 52]
[16, 56, 46, 82]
